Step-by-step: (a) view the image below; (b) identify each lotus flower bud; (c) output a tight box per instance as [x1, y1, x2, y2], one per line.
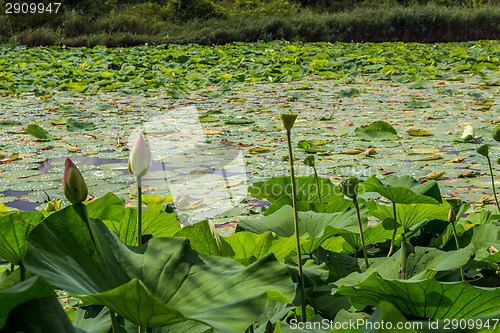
[477, 144, 489, 157]
[128, 133, 151, 178]
[493, 124, 500, 143]
[448, 208, 456, 224]
[461, 125, 474, 139]
[339, 178, 359, 199]
[280, 113, 298, 131]
[63, 158, 88, 204]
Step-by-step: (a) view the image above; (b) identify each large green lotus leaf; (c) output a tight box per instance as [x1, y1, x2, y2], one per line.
[370, 242, 473, 280]
[320, 236, 353, 254]
[374, 175, 442, 203]
[0, 211, 42, 265]
[237, 206, 362, 253]
[337, 220, 395, 252]
[173, 220, 234, 258]
[24, 207, 295, 331]
[284, 260, 329, 288]
[248, 175, 343, 203]
[333, 242, 473, 290]
[238, 206, 360, 238]
[335, 272, 500, 319]
[362, 176, 440, 204]
[104, 207, 180, 246]
[225, 231, 297, 263]
[73, 306, 111, 333]
[1, 297, 84, 333]
[454, 223, 500, 261]
[365, 200, 450, 232]
[86, 192, 125, 222]
[354, 121, 399, 141]
[0, 276, 56, 328]
[263, 194, 353, 216]
[175, 220, 296, 262]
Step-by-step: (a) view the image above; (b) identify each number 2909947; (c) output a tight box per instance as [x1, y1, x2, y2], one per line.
[5, 2, 61, 14]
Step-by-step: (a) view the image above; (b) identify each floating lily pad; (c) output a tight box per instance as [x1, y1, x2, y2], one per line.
[10, 181, 60, 191]
[355, 121, 399, 141]
[0, 170, 42, 179]
[26, 124, 59, 141]
[407, 129, 432, 136]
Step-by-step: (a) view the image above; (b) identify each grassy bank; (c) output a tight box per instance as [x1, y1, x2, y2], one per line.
[2, 3, 500, 46]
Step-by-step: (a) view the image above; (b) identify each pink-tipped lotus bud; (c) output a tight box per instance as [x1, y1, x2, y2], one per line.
[448, 208, 456, 224]
[128, 133, 151, 178]
[63, 158, 88, 204]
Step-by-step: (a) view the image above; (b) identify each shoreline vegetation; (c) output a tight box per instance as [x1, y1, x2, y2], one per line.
[0, 0, 499, 47]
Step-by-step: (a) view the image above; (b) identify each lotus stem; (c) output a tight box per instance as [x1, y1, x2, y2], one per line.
[286, 129, 307, 322]
[139, 326, 145, 333]
[312, 166, 321, 203]
[353, 197, 369, 268]
[451, 220, 465, 281]
[486, 155, 500, 214]
[314, 166, 321, 264]
[387, 202, 397, 257]
[137, 176, 143, 246]
[109, 310, 119, 333]
[75, 203, 103, 259]
[19, 263, 26, 282]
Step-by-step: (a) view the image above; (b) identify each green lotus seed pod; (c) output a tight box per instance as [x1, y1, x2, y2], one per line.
[339, 177, 359, 199]
[280, 113, 298, 131]
[497, 158, 500, 166]
[477, 144, 489, 157]
[303, 155, 315, 167]
[492, 124, 500, 143]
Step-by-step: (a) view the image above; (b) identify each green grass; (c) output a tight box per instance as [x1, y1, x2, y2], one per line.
[1, 2, 499, 46]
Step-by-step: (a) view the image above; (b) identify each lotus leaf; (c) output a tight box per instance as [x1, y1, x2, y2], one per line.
[354, 121, 398, 141]
[23, 206, 295, 331]
[335, 272, 500, 319]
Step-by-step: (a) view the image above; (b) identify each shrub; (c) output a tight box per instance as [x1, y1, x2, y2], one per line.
[165, 0, 226, 20]
[15, 28, 58, 47]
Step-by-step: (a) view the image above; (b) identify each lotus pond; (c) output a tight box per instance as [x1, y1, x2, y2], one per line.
[1, 40, 500, 332]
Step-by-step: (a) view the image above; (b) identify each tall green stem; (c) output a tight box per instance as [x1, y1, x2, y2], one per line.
[19, 263, 26, 282]
[387, 202, 397, 257]
[313, 166, 321, 264]
[451, 220, 465, 281]
[137, 177, 143, 246]
[74, 203, 103, 258]
[286, 130, 307, 322]
[313, 166, 321, 203]
[109, 310, 119, 333]
[353, 197, 369, 268]
[486, 155, 500, 214]
[139, 326, 145, 333]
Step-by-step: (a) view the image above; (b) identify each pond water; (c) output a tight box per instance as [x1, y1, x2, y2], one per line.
[1, 70, 499, 222]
